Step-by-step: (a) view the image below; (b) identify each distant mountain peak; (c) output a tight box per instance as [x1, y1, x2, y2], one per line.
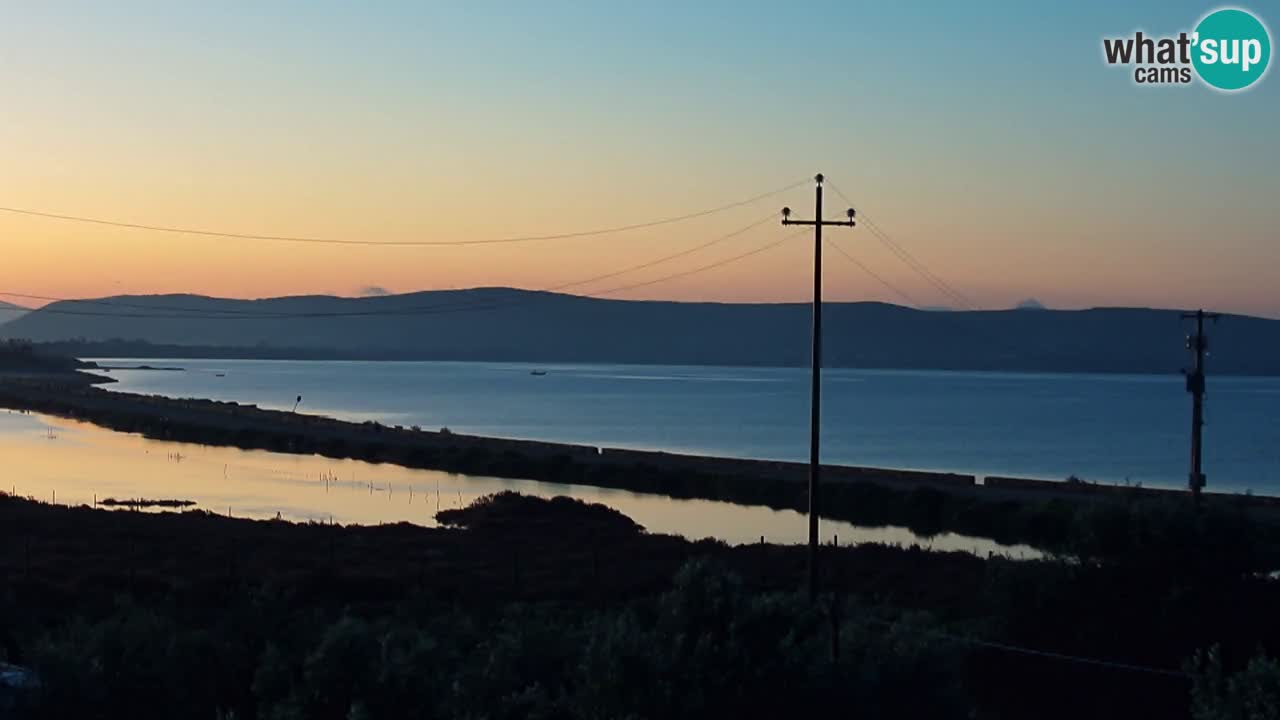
[1015, 298, 1047, 311]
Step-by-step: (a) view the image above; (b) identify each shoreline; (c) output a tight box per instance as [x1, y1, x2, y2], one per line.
[79, 353, 1280, 379]
[1, 369, 1276, 551]
[0, 489, 984, 608]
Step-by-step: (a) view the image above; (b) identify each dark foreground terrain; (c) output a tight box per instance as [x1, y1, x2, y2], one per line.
[3, 491, 1280, 719]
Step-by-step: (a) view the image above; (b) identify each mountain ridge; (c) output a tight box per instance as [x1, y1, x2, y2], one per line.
[0, 300, 29, 322]
[3, 288, 1278, 374]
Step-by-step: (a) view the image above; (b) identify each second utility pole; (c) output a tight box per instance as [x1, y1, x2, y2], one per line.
[1182, 308, 1220, 504]
[783, 173, 856, 601]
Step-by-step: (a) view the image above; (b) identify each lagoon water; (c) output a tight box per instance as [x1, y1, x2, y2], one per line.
[0, 411, 1037, 556]
[89, 359, 1280, 494]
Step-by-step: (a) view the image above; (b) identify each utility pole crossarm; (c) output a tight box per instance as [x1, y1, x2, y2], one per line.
[779, 173, 857, 602]
[782, 219, 856, 227]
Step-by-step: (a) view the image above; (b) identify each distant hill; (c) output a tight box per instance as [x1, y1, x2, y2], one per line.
[0, 300, 28, 324]
[0, 339, 94, 375]
[3, 288, 1278, 374]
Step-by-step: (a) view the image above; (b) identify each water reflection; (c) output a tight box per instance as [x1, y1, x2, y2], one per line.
[0, 411, 1041, 558]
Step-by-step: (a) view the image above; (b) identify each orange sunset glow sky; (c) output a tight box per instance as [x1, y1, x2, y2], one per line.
[2, 2, 1277, 316]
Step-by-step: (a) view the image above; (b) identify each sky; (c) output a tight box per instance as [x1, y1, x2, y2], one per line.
[1, 1, 1278, 316]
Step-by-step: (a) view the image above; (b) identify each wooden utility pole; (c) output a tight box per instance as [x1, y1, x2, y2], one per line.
[782, 173, 856, 601]
[1182, 309, 1220, 503]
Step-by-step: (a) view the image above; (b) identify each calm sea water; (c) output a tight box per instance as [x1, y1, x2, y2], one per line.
[88, 359, 1280, 494]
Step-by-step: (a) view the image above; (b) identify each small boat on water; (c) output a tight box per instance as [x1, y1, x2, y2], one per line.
[530, 370, 547, 376]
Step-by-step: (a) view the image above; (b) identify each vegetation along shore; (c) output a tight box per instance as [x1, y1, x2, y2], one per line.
[3, 489, 1280, 719]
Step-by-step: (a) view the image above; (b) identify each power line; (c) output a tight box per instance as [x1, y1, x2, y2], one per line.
[824, 238, 920, 308]
[963, 638, 1187, 680]
[267, 219, 792, 313]
[856, 212, 972, 309]
[863, 216, 975, 310]
[0, 210, 778, 316]
[546, 214, 777, 293]
[0, 225, 794, 322]
[862, 615, 1188, 680]
[826, 181, 976, 310]
[0, 214, 774, 316]
[0, 292, 289, 316]
[0, 179, 807, 247]
[589, 230, 801, 297]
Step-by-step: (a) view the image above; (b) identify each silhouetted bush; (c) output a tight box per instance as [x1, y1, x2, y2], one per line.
[437, 491, 643, 539]
[1190, 647, 1280, 720]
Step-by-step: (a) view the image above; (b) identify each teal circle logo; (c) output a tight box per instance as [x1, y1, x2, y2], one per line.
[1192, 8, 1271, 91]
